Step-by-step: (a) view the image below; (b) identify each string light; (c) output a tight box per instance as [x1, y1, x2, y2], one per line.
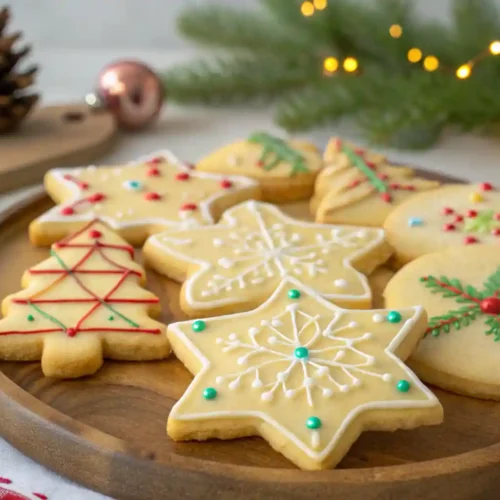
[313, 0, 327, 10]
[456, 64, 472, 79]
[323, 56, 339, 73]
[407, 48, 423, 63]
[301, 1, 315, 16]
[423, 55, 439, 72]
[489, 41, 500, 55]
[389, 24, 403, 39]
[343, 57, 359, 72]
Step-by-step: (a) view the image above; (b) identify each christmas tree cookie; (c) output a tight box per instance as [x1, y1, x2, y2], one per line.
[384, 183, 500, 266]
[167, 277, 443, 470]
[195, 132, 323, 203]
[312, 138, 440, 227]
[29, 150, 260, 247]
[385, 245, 500, 400]
[144, 200, 392, 317]
[0, 221, 169, 378]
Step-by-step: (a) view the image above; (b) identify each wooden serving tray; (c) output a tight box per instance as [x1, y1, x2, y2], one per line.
[1, 171, 500, 500]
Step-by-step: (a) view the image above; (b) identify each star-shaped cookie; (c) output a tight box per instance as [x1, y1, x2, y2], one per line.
[29, 150, 260, 246]
[167, 277, 443, 470]
[144, 200, 392, 317]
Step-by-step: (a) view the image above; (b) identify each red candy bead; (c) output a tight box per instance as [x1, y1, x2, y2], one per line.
[144, 192, 161, 201]
[88, 192, 105, 203]
[380, 193, 392, 203]
[181, 202, 197, 211]
[466, 210, 478, 218]
[464, 236, 478, 245]
[442, 207, 454, 215]
[493, 228, 500, 236]
[454, 215, 464, 223]
[66, 328, 77, 337]
[176, 172, 190, 181]
[480, 182, 493, 191]
[89, 229, 102, 238]
[60, 206, 74, 216]
[443, 223, 456, 232]
[147, 157, 163, 165]
[146, 167, 161, 177]
[220, 179, 233, 189]
[480, 297, 500, 315]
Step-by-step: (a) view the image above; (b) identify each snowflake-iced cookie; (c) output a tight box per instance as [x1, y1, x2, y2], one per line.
[167, 277, 443, 470]
[144, 200, 392, 317]
[384, 183, 500, 266]
[196, 132, 323, 203]
[0, 220, 170, 378]
[312, 138, 440, 227]
[385, 245, 500, 400]
[29, 150, 260, 246]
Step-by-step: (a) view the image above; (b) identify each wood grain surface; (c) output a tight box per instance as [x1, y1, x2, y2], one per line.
[2, 173, 500, 500]
[0, 104, 117, 194]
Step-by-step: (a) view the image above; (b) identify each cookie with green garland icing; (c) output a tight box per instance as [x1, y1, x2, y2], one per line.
[385, 245, 500, 400]
[311, 138, 440, 227]
[196, 132, 323, 203]
[384, 183, 500, 267]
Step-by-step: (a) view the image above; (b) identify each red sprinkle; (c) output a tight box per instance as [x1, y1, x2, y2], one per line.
[378, 173, 388, 180]
[63, 174, 72, 180]
[256, 160, 264, 167]
[60, 207, 74, 216]
[146, 167, 161, 177]
[89, 229, 102, 239]
[181, 202, 197, 211]
[66, 328, 77, 337]
[34, 494, 48, 500]
[493, 228, 500, 236]
[443, 223, 456, 232]
[464, 236, 479, 245]
[354, 148, 365, 156]
[480, 182, 494, 191]
[144, 192, 161, 201]
[176, 172, 190, 181]
[348, 179, 361, 188]
[79, 182, 89, 190]
[0, 478, 12, 484]
[495, 213, 500, 221]
[365, 160, 376, 170]
[466, 210, 478, 218]
[405, 185, 416, 191]
[147, 157, 163, 165]
[442, 207, 454, 215]
[88, 192, 105, 203]
[380, 193, 392, 203]
[220, 179, 233, 189]
[454, 215, 464, 223]
[389, 183, 400, 189]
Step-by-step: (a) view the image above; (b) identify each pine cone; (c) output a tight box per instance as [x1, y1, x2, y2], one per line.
[0, 6, 38, 133]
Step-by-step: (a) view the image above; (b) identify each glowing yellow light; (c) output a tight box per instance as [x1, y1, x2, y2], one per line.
[456, 64, 472, 79]
[301, 1, 314, 16]
[423, 55, 439, 72]
[323, 56, 339, 73]
[313, 0, 327, 10]
[389, 24, 403, 38]
[407, 48, 423, 63]
[343, 57, 359, 73]
[490, 41, 500, 55]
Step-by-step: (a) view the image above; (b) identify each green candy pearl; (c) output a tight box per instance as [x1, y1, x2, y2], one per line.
[288, 289, 301, 300]
[27, 314, 34, 322]
[108, 315, 115, 321]
[387, 311, 402, 323]
[192, 320, 206, 332]
[397, 379, 411, 392]
[294, 346, 309, 359]
[203, 387, 217, 400]
[306, 416, 322, 430]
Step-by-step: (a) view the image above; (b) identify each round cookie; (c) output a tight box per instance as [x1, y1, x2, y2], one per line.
[385, 245, 500, 400]
[384, 183, 499, 266]
[196, 132, 323, 203]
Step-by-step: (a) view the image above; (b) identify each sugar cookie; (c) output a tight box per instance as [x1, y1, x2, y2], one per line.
[0, 221, 169, 378]
[29, 150, 260, 246]
[312, 138, 440, 226]
[167, 277, 443, 470]
[196, 132, 323, 203]
[383, 183, 499, 266]
[144, 200, 392, 317]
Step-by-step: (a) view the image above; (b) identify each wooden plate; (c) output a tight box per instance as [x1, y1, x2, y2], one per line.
[2, 171, 499, 500]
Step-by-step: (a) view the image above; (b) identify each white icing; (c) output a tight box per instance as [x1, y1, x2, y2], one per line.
[168, 277, 438, 462]
[372, 313, 385, 323]
[334, 279, 348, 288]
[213, 238, 224, 247]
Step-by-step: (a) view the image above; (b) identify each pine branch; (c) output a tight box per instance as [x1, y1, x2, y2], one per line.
[485, 316, 500, 341]
[420, 275, 483, 301]
[482, 266, 500, 297]
[427, 305, 481, 337]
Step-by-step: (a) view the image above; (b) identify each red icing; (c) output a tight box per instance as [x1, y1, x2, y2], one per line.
[464, 236, 478, 245]
[442, 207, 454, 215]
[176, 172, 190, 181]
[181, 202, 197, 211]
[220, 179, 233, 189]
[60, 207, 74, 216]
[444, 223, 456, 232]
[480, 182, 493, 191]
[466, 210, 478, 218]
[146, 167, 161, 177]
[66, 327, 76, 337]
[144, 192, 161, 201]
[380, 193, 392, 203]
[88, 192, 105, 203]
[480, 297, 500, 315]
[147, 157, 163, 166]
[89, 229, 102, 238]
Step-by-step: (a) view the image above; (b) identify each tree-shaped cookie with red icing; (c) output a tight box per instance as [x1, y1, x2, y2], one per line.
[0, 220, 169, 378]
[311, 138, 440, 227]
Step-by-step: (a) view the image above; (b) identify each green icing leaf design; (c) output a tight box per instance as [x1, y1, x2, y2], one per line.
[464, 210, 500, 233]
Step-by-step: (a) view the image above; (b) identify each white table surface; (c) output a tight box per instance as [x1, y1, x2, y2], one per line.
[1, 48, 500, 499]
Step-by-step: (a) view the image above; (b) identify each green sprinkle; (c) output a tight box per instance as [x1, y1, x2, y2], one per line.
[108, 315, 115, 321]
[387, 311, 402, 323]
[396, 379, 411, 392]
[27, 314, 35, 322]
[288, 289, 301, 300]
[306, 416, 322, 429]
[192, 320, 206, 332]
[294, 346, 309, 359]
[203, 387, 217, 400]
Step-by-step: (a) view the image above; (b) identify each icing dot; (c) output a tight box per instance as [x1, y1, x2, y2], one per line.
[383, 373, 393, 382]
[176, 172, 190, 181]
[304, 377, 315, 387]
[60, 206, 74, 216]
[353, 378, 362, 387]
[294, 346, 309, 359]
[268, 336, 277, 345]
[322, 388, 333, 398]
[480, 182, 494, 191]
[228, 333, 237, 341]
[261, 392, 272, 401]
[27, 314, 34, 322]
[220, 179, 233, 189]
[213, 238, 224, 247]
[467, 209, 478, 218]
[443, 223, 456, 232]
[248, 327, 259, 335]
[387, 311, 402, 323]
[340, 385, 350, 393]
[333, 279, 348, 288]
[442, 207, 454, 215]
[108, 315, 114, 321]
[229, 380, 240, 390]
[348, 321, 359, 328]
[396, 379, 411, 392]
[89, 229, 102, 239]
[66, 328, 77, 337]
[372, 313, 385, 323]
[285, 389, 296, 399]
[181, 203, 198, 211]
[288, 289, 301, 300]
[316, 366, 328, 377]
[464, 236, 478, 245]
[123, 180, 142, 191]
[216, 337, 223, 344]
[408, 217, 424, 227]
[144, 192, 161, 201]
[306, 416, 322, 430]
[203, 387, 217, 400]
[88, 192, 105, 203]
[252, 379, 263, 388]
[146, 167, 161, 177]
[271, 319, 283, 327]
[218, 258, 233, 269]
[469, 192, 483, 203]
[192, 320, 206, 332]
